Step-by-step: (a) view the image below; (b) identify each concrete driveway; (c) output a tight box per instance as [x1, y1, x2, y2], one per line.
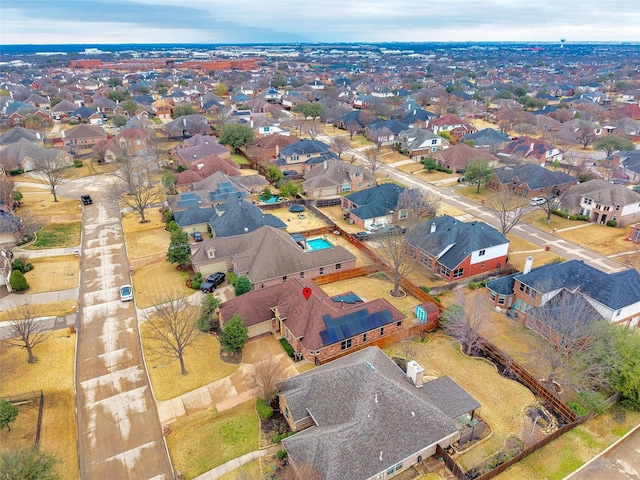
[75, 185, 173, 478]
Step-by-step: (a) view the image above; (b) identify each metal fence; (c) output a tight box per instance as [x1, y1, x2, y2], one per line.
[3, 390, 45, 447]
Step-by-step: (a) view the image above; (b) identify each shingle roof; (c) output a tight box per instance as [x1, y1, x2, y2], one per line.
[405, 215, 509, 269]
[208, 198, 286, 237]
[344, 183, 406, 220]
[0, 127, 42, 145]
[462, 128, 510, 146]
[173, 206, 215, 228]
[492, 164, 578, 191]
[280, 138, 331, 156]
[560, 180, 640, 210]
[279, 347, 471, 480]
[303, 159, 374, 191]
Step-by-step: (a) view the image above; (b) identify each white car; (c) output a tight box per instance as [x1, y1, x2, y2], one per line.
[119, 284, 133, 302]
[529, 197, 546, 206]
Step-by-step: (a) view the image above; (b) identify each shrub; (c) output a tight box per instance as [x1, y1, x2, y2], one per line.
[12, 258, 24, 272]
[279, 338, 294, 358]
[273, 432, 294, 443]
[74, 160, 84, 168]
[163, 210, 175, 224]
[10, 270, 29, 292]
[420, 285, 430, 293]
[275, 450, 288, 461]
[227, 271, 237, 286]
[552, 209, 568, 218]
[434, 165, 452, 174]
[567, 401, 589, 416]
[468, 281, 480, 289]
[9, 168, 24, 176]
[569, 214, 589, 221]
[187, 272, 202, 290]
[606, 220, 617, 227]
[166, 221, 180, 232]
[256, 398, 274, 419]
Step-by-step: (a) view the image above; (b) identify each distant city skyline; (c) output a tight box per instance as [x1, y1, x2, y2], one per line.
[2, 0, 640, 46]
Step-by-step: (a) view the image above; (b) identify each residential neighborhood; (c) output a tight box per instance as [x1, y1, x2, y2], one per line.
[1, 40, 640, 480]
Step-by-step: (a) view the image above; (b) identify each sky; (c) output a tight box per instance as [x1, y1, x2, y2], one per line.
[1, 0, 640, 45]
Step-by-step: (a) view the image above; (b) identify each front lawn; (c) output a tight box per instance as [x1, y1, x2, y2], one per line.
[23, 222, 82, 249]
[23, 255, 80, 293]
[0, 300, 78, 322]
[0, 334, 78, 480]
[453, 185, 493, 202]
[166, 400, 259, 479]
[521, 211, 577, 232]
[130, 262, 193, 309]
[124, 227, 169, 260]
[557, 224, 630, 256]
[140, 323, 239, 401]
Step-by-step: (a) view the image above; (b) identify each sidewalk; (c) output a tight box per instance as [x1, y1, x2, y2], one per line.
[192, 444, 281, 480]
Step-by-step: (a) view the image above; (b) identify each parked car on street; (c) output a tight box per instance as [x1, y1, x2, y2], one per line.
[120, 284, 133, 301]
[199, 272, 226, 293]
[529, 197, 546, 206]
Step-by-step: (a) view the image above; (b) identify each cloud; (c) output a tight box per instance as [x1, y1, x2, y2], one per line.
[1, 0, 639, 44]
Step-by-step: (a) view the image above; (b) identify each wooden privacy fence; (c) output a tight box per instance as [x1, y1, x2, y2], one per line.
[311, 265, 379, 285]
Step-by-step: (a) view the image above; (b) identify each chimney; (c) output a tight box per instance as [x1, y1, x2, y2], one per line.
[523, 256, 534, 275]
[275, 144, 280, 157]
[406, 360, 424, 387]
[323, 160, 327, 170]
[430, 223, 436, 233]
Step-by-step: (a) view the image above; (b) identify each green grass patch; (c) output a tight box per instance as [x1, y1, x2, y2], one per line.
[231, 152, 250, 165]
[25, 222, 82, 249]
[166, 400, 259, 479]
[570, 428, 598, 449]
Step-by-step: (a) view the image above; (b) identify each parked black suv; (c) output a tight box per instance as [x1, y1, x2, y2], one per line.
[199, 272, 225, 293]
[80, 194, 93, 205]
[192, 232, 203, 242]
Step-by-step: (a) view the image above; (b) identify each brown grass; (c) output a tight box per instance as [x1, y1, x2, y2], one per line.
[497, 409, 640, 480]
[521, 211, 577, 232]
[16, 193, 82, 218]
[0, 334, 78, 480]
[439, 203, 468, 218]
[22, 255, 80, 293]
[131, 262, 193, 309]
[506, 234, 565, 270]
[140, 323, 239, 401]
[266, 206, 330, 233]
[125, 227, 170, 260]
[0, 300, 78, 322]
[396, 162, 427, 174]
[387, 334, 535, 470]
[217, 460, 262, 480]
[557, 224, 631, 256]
[414, 170, 460, 183]
[121, 208, 166, 233]
[319, 275, 421, 318]
[454, 185, 494, 202]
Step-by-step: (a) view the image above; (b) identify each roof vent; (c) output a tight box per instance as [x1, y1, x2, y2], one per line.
[366, 361, 376, 371]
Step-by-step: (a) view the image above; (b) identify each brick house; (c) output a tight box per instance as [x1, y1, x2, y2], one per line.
[61, 124, 107, 149]
[628, 223, 640, 243]
[302, 159, 375, 198]
[397, 127, 447, 160]
[189, 225, 356, 283]
[486, 164, 579, 197]
[219, 278, 405, 364]
[486, 258, 640, 328]
[558, 180, 640, 226]
[341, 183, 407, 229]
[405, 215, 509, 282]
[276, 138, 341, 174]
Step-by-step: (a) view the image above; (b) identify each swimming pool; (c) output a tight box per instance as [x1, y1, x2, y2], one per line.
[261, 196, 282, 204]
[306, 237, 333, 251]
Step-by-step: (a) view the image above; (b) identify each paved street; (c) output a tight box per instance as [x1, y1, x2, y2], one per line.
[74, 187, 173, 478]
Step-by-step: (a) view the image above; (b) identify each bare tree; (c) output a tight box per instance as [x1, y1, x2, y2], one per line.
[31, 157, 69, 202]
[107, 164, 162, 223]
[5, 303, 50, 363]
[331, 135, 350, 158]
[111, 155, 144, 195]
[250, 357, 284, 405]
[143, 293, 200, 375]
[396, 188, 440, 219]
[376, 228, 416, 298]
[440, 289, 492, 355]
[345, 122, 359, 139]
[538, 194, 562, 224]
[0, 174, 15, 211]
[361, 145, 383, 182]
[487, 189, 529, 234]
[305, 121, 320, 140]
[576, 124, 596, 149]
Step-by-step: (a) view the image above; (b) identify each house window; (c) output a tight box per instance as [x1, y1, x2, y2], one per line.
[336, 263, 342, 270]
[380, 327, 385, 336]
[584, 198, 592, 205]
[481, 261, 485, 268]
[300, 272, 305, 278]
[490, 292, 496, 301]
[319, 268, 324, 275]
[432, 146, 437, 152]
[479, 249, 486, 256]
[396, 321, 402, 327]
[283, 276, 287, 282]
[453, 268, 464, 278]
[440, 266, 451, 277]
[531, 290, 536, 299]
[358, 182, 363, 187]
[362, 333, 367, 343]
[615, 204, 621, 211]
[498, 295, 506, 305]
[519, 283, 525, 292]
[341, 339, 352, 350]
[387, 467, 395, 476]
[398, 210, 408, 220]
[292, 154, 299, 161]
[341, 183, 351, 192]
[431, 139, 438, 145]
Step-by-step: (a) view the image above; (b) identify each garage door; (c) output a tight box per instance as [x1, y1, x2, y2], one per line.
[248, 321, 272, 338]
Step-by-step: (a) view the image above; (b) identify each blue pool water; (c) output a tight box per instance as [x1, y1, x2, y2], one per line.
[307, 237, 332, 251]
[261, 196, 282, 204]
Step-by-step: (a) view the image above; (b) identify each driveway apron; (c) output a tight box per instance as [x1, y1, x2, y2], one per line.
[76, 199, 173, 479]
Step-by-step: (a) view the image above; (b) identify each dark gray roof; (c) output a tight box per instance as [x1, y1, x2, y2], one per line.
[208, 198, 286, 237]
[462, 128, 510, 146]
[421, 376, 481, 420]
[280, 347, 463, 480]
[280, 138, 331, 156]
[0, 127, 42, 145]
[405, 215, 509, 270]
[492, 164, 578, 191]
[526, 289, 604, 334]
[560, 180, 640, 210]
[512, 260, 640, 311]
[173, 206, 215, 228]
[486, 273, 518, 295]
[344, 183, 406, 220]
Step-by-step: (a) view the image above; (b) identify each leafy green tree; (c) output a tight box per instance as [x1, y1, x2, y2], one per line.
[197, 294, 220, 332]
[465, 158, 493, 193]
[112, 115, 127, 128]
[218, 123, 254, 152]
[178, 79, 188, 87]
[278, 181, 299, 198]
[213, 83, 228, 97]
[107, 90, 127, 102]
[265, 165, 284, 184]
[156, 83, 168, 95]
[12, 190, 23, 207]
[610, 326, 640, 410]
[10, 270, 28, 292]
[259, 186, 273, 201]
[166, 230, 190, 268]
[171, 104, 197, 119]
[0, 399, 18, 432]
[107, 77, 123, 87]
[136, 85, 150, 95]
[594, 135, 635, 157]
[421, 157, 437, 172]
[294, 102, 324, 120]
[0, 447, 60, 480]
[121, 99, 139, 117]
[161, 171, 177, 194]
[234, 276, 252, 296]
[220, 313, 249, 352]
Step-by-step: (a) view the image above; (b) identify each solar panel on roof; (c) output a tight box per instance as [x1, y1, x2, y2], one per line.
[319, 309, 393, 345]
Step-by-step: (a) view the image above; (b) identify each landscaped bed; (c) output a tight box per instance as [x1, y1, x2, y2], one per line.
[140, 323, 239, 401]
[165, 399, 259, 479]
[0, 334, 78, 480]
